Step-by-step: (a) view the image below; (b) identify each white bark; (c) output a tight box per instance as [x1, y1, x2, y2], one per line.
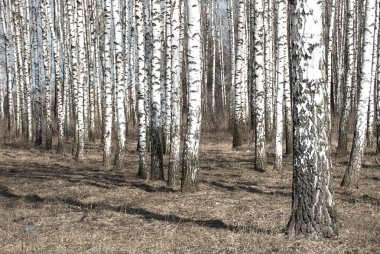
[287, 0, 337, 238]
[12, 1, 23, 137]
[163, 0, 172, 154]
[342, 0, 377, 188]
[181, 0, 202, 193]
[367, 0, 379, 147]
[136, 0, 148, 178]
[254, 0, 267, 171]
[32, 0, 42, 146]
[103, 0, 113, 167]
[232, 0, 247, 148]
[228, 0, 235, 128]
[168, 0, 182, 187]
[264, 0, 274, 138]
[2, 0, 15, 132]
[114, 0, 126, 169]
[76, 0, 87, 160]
[150, 0, 165, 180]
[23, 0, 32, 142]
[377, 0, 380, 151]
[41, 0, 52, 149]
[274, 0, 288, 171]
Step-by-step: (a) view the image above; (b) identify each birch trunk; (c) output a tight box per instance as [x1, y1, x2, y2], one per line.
[46, 0, 64, 153]
[287, 0, 337, 238]
[232, 0, 247, 148]
[227, 0, 235, 129]
[76, 0, 87, 160]
[163, 0, 172, 155]
[102, 0, 113, 167]
[114, 0, 127, 170]
[150, 0, 165, 180]
[274, 0, 288, 171]
[32, 0, 42, 146]
[12, 1, 23, 137]
[41, 0, 52, 150]
[254, 0, 267, 171]
[168, 0, 182, 187]
[23, 0, 33, 142]
[264, 0, 274, 139]
[342, 0, 377, 188]
[336, 0, 355, 156]
[2, 0, 15, 132]
[377, 0, 380, 152]
[136, 0, 148, 179]
[181, 0, 202, 193]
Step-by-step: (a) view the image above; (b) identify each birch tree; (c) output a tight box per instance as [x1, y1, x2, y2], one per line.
[103, 0, 113, 167]
[377, 4, 380, 152]
[136, 0, 148, 179]
[181, 0, 202, 193]
[274, 0, 288, 171]
[150, 0, 165, 180]
[168, 0, 182, 187]
[232, 0, 247, 148]
[46, 0, 64, 153]
[23, 0, 33, 142]
[287, 0, 337, 238]
[163, 0, 173, 154]
[254, 0, 267, 171]
[12, 1, 24, 137]
[2, 0, 15, 133]
[114, 0, 127, 170]
[341, 0, 377, 188]
[41, 0, 52, 150]
[32, 0, 42, 146]
[336, 0, 355, 156]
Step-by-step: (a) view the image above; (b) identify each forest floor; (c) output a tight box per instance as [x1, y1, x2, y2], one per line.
[0, 132, 379, 254]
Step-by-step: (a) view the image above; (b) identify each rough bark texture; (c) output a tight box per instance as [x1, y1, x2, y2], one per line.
[287, 0, 338, 238]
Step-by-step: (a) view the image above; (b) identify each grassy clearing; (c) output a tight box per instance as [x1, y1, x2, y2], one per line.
[0, 132, 379, 253]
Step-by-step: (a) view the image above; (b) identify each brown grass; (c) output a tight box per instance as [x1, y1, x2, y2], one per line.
[0, 132, 379, 253]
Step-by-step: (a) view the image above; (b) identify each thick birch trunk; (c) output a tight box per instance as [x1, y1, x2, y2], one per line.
[287, 0, 337, 238]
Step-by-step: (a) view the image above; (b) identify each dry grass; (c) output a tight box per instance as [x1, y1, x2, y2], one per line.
[0, 132, 379, 254]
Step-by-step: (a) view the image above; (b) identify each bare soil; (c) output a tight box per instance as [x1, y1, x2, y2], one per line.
[0, 133, 379, 253]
